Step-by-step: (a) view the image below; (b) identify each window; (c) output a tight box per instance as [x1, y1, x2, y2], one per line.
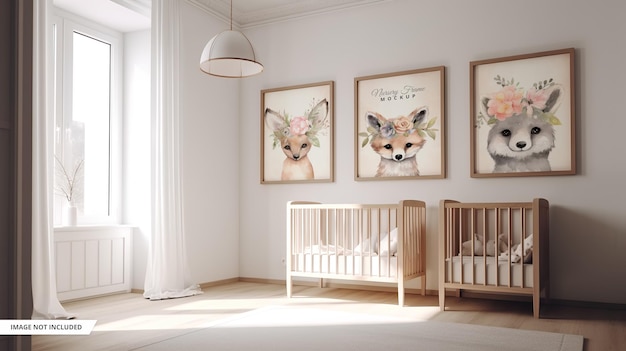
[53, 11, 122, 226]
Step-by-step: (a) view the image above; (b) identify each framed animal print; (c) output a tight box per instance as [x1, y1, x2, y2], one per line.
[355, 66, 445, 180]
[261, 81, 334, 184]
[470, 48, 576, 177]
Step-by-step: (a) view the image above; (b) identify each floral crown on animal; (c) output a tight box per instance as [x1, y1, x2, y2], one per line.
[266, 98, 330, 149]
[477, 75, 563, 128]
[359, 107, 438, 148]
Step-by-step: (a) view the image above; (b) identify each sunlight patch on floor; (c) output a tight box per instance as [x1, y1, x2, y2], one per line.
[91, 304, 441, 332]
[89, 290, 441, 332]
[163, 298, 285, 311]
[164, 296, 359, 312]
[207, 306, 438, 329]
[94, 314, 230, 331]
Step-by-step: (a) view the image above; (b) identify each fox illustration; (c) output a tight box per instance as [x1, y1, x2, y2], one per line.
[366, 107, 428, 177]
[482, 85, 562, 173]
[265, 99, 329, 181]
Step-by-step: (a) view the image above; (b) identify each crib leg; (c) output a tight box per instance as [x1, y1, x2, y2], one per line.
[319, 278, 325, 288]
[421, 275, 426, 296]
[398, 280, 405, 307]
[533, 293, 540, 318]
[286, 274, 292, 298]
[439, 287, 445, 311]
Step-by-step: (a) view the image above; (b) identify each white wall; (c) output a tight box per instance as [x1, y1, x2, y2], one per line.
[178, 1, 241, 284]
[238, 0, 626, 304]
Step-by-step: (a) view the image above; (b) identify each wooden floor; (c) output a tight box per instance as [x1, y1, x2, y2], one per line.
[32, 281, 626, 351]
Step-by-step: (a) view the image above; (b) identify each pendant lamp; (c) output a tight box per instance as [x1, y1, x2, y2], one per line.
[199, 0, 263, 78]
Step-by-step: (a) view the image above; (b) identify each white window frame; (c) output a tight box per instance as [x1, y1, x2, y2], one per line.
[52, 8, 123, 226]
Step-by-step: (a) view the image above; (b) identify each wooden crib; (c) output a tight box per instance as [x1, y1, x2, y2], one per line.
[286, 200, 427, 306]
[439, 198, 549, 318]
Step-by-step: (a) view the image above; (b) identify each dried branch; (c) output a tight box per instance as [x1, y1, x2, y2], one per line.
[54, 156, 84, 204]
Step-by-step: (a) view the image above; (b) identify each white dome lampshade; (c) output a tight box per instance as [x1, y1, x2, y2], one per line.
[199, 30, 263, 78]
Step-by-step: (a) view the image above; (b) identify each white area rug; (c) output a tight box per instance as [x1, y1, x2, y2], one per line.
[133, 306, 583, 351]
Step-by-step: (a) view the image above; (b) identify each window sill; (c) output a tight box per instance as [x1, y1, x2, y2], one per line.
[54, 224, 134, 232]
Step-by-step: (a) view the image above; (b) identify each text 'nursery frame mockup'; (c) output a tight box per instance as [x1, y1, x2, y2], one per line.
[261, 81, 334, 184]
[470, 48, 576, 178]
[355, 66, 446, 181]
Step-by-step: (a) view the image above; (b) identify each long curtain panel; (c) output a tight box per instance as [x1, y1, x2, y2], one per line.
[31, 0, 74, 320]
[143, 0, 201, 300]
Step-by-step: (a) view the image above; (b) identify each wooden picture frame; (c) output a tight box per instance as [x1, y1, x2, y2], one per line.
[355, 66, 445, 180]
[470, 48, 576, 177]
[261, 81, 334, 184]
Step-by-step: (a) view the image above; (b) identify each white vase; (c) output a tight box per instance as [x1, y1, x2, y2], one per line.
[63, 205, 77, 226]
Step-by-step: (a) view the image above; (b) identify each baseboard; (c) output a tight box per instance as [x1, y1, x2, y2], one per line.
[546, 297, 626, 310]
[199, 277, 239, 290]
[237, 277, 284, 285]
[61, 290, 133, 302]
[442, 287, 626, 310]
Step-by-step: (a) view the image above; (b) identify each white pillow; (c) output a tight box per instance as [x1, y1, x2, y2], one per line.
[353, 232, 378, 255]
[379, 228, 398, 256]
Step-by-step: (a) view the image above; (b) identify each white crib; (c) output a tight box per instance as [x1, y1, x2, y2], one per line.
[286, 200, 427, 306]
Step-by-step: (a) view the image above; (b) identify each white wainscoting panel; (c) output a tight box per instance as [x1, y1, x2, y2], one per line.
[54, 226, 133, 301]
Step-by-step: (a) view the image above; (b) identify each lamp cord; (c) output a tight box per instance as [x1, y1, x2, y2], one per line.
[230, 0, 233, 30]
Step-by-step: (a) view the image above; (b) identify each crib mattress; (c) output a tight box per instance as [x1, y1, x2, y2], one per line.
[293, 253, 398, 278]
[445, 256, 533, 288]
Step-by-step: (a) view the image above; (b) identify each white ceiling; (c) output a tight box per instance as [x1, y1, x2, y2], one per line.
[190, 0, 388, 28]
[54, 0, 151, 32]
[53, 0, 387, 32]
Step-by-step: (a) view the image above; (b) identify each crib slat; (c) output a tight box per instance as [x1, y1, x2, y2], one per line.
[520, 207, 525, 287]
[481, 208, 487, 286]
[446, 207, 453, 285]
[507, 207, 512, 288]
[458, 208, 464, 297]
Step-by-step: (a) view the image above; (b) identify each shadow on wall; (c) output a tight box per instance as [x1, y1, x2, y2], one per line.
[549, 205, 626, 304]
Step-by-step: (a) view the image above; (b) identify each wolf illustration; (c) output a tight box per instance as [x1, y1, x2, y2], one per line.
[265, 99, 329, 181]
[366, 107, 427, 177]
[482, 85, 562, 173]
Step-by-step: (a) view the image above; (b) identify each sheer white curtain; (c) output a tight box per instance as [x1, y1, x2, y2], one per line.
[143, 0, 201, 300]
[31, 0, 74, 320]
